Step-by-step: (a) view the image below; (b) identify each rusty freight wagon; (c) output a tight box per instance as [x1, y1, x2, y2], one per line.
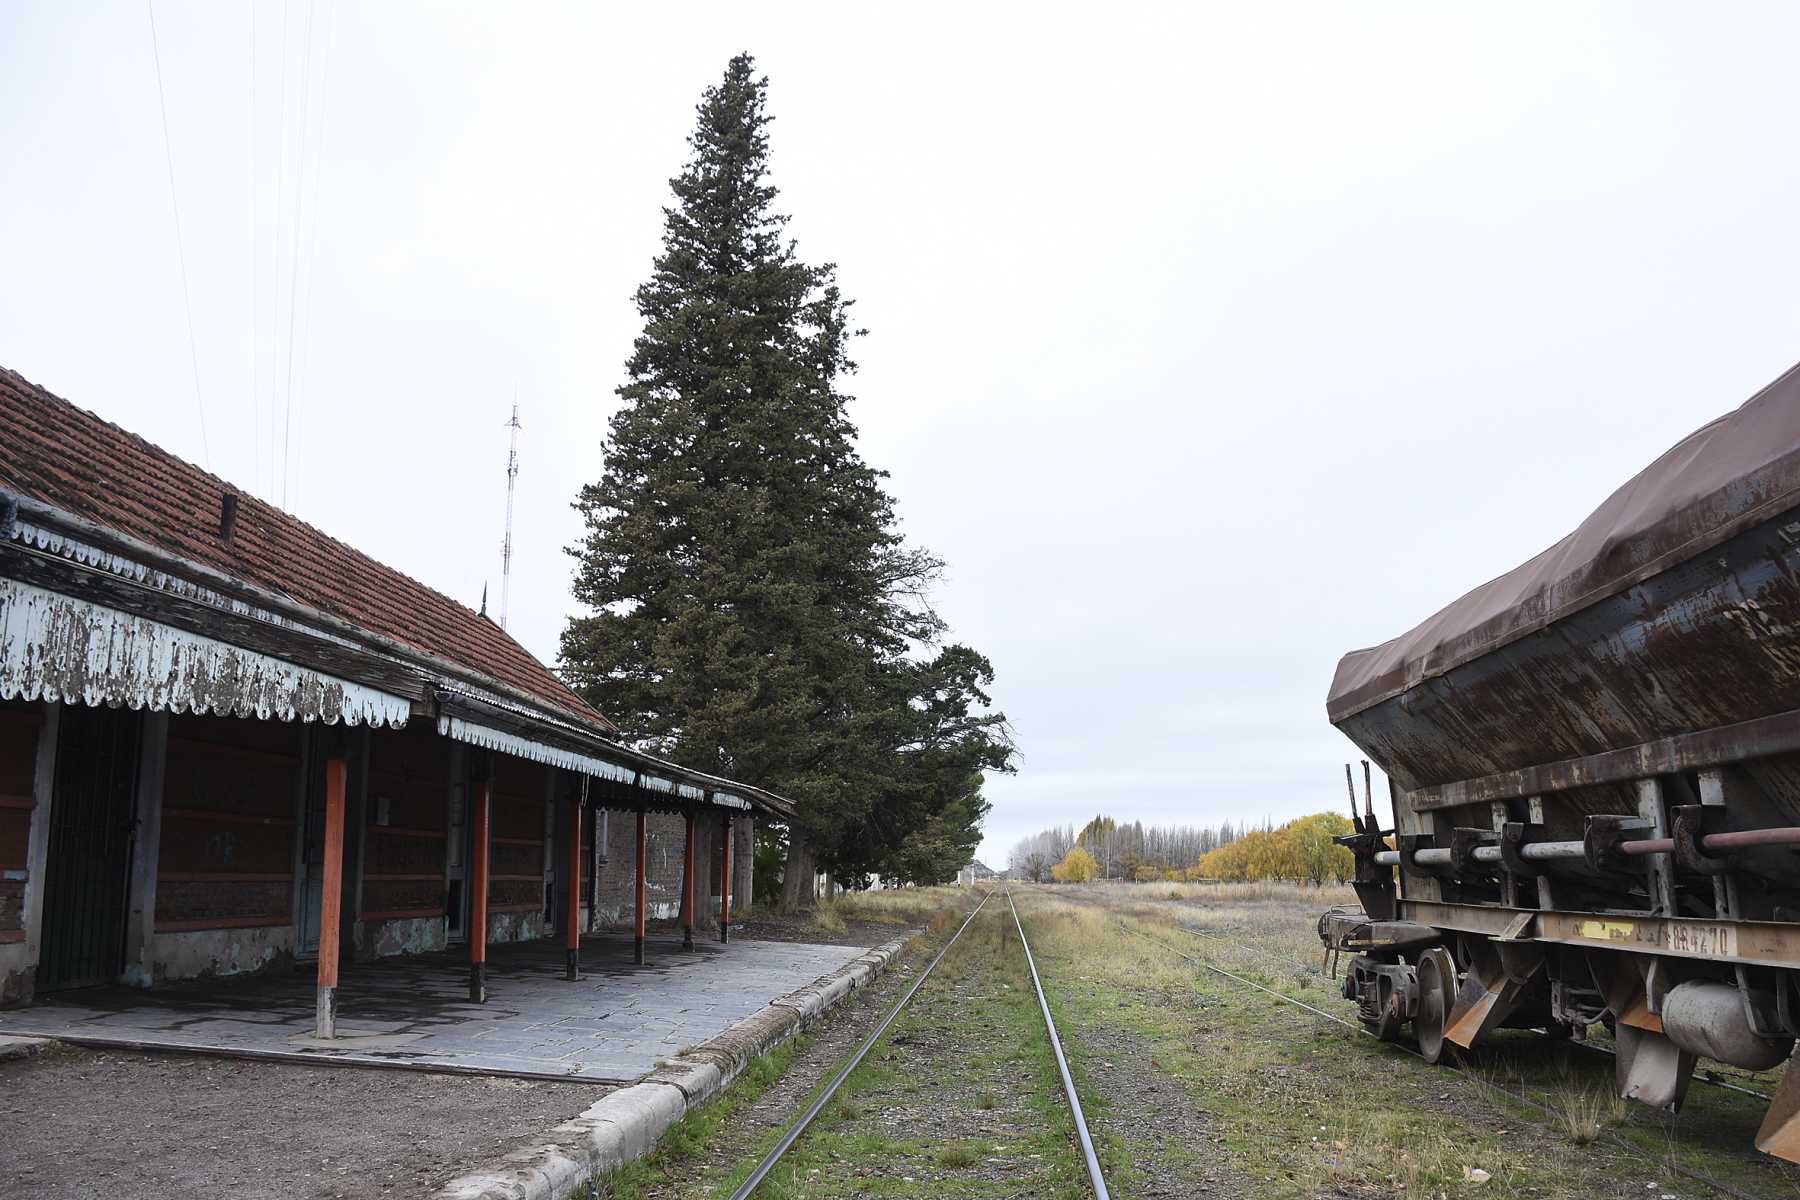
[1320, 361, 1800, 1162]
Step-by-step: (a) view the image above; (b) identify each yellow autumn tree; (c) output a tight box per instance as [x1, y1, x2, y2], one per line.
[1049, 845, 1099, 883]
[1288, 812, 1355, 885]
[1191, 812, 1354, 883]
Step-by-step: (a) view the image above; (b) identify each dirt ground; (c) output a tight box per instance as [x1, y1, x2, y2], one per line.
[0, 1043, 609, 1199]
[0, 913, 918, 1200]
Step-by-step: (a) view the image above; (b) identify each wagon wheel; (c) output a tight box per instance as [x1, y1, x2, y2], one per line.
[1415, 947, 1455, 1065]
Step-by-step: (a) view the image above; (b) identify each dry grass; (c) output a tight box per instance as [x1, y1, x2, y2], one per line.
[1126, 878, 1359, 907]
[1555, 1080, 1627, 1145]
[816, 884, 974, 926]
[807, 904, 847, 934]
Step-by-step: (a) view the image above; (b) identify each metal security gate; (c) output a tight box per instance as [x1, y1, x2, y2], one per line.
[39, 704, 142, 991]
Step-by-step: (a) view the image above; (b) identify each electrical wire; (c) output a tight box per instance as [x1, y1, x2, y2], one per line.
[269, 0, 290, 500]
[251, 0, 260, 496]
[280, 0, 316, 508]
[145, 0, 211, 469]
[289, 0, 336, 511]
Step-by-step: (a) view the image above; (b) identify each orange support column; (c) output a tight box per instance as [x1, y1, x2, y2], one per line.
[719, 814, 732, 944]
[469, 776, 491, 1003]
[681, 810, 696, 951]
[633, 808, 647, 965]
[565, 790, 583, 981]
[315, 757, 347, 1038]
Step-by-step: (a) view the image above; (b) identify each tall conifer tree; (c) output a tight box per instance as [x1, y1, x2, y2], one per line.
[561, 54, 985, 904]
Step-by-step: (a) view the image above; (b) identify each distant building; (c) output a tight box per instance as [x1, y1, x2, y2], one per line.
[955, 859, 996, 887]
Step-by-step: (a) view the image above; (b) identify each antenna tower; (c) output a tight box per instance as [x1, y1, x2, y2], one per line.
[500, 400, 521, 629]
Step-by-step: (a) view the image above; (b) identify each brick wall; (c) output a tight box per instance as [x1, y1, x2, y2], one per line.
[592, 808, 744, 929]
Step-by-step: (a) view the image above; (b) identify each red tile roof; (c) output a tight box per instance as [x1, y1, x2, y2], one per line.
[0, 366, 614, 734]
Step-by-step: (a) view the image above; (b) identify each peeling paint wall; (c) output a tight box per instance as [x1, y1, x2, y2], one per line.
[150, 925, 295, 984]
[362, 914, 445, 959]
[487, 908, 548, 944]
[0, 943, 29, 1004]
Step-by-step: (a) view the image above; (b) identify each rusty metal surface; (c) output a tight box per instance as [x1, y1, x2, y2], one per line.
[1331, 359, 1800, 724]
[1400, 898, 1800, 970]
[0, 577, 410, 727]
[1339, 499, 1800, 814]
[1757, 1062, 1800, 1159]
[1404, 704, 1800, 812]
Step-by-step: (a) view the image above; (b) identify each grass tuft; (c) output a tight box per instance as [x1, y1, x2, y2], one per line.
[1557, 1081, 1626, 1145]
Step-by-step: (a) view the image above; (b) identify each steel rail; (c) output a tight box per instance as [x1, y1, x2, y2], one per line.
[1006, 889, 1112, 1200]
[1116, 915, 1763, 1200]
[725, 891, 994, 1200]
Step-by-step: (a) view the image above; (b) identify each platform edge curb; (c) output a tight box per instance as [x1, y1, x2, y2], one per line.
[433, 934, 909, 1200]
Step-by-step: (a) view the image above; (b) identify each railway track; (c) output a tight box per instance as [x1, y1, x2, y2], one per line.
[1109, 906, 1769, 1200]
[725, 888, 1111, 1200]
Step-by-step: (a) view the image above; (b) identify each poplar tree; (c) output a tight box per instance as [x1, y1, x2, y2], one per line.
[561, 54, 1000, 904]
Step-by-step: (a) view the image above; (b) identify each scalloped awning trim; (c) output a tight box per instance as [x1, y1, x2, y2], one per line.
[0, 577, 410, 727]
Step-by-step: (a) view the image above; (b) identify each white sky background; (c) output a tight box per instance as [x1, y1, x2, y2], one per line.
[5, 3, 1800, 871]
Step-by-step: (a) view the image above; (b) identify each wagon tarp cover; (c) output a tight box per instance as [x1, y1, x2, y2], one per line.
[1329, 360, 1800, 724]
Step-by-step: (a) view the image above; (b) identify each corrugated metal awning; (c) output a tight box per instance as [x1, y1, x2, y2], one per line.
[434, 712, 748, 809]
[0, 577, 410, 726]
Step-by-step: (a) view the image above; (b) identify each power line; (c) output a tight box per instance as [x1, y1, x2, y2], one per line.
[145, 0, 211, 469]
[251, 0, 260, 495]
[280, 0, 316, 508]
[269, 0, 290, 501]
[289, 0, 336, 512]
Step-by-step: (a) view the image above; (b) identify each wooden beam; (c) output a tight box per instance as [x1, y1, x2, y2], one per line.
[469, 777, 491, 1002]
[315, 756, 347, 1038]
[565, 790, 581, 981]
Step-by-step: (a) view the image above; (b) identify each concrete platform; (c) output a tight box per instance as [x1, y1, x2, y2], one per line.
[0, 931, 865, 1082]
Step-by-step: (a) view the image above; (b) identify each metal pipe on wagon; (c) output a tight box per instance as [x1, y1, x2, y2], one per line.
[1378, 827, 1796, 870]
[1617, 826, 1800, 856]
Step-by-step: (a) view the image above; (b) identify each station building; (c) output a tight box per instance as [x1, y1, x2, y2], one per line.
[0, 367, 777, 1022]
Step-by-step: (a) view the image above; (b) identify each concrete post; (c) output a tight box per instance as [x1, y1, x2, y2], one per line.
[681, 809, 696, 951]
[315, 756, 347, 1038]
[633, 808, 647, 965]
[469, 776, 491, 1003]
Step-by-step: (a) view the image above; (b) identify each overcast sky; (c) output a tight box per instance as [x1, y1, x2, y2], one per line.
[5, 3, 1800, 870]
